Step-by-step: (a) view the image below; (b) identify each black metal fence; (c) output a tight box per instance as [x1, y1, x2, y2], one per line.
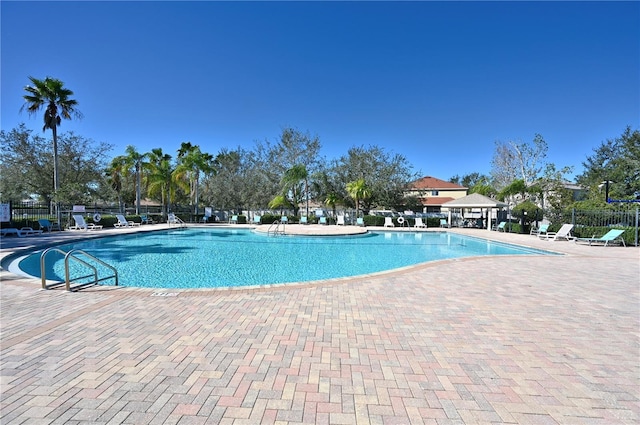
[557, 206, 639, 246]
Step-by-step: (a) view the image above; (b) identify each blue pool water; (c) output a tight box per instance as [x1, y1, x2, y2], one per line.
[15, 228, 553, 289]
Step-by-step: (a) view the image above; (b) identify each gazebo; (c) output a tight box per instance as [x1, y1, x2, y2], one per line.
[441, 193, 507, 230]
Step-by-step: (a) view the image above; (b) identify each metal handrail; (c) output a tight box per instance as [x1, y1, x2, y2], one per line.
[40, 248, 118, 291]
[40, 247, 68, 290]
[64, 249, 119, 291]
[267, 220, 285, 236]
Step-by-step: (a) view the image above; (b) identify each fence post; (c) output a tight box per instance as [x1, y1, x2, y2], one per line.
[636, 206, 640, 246]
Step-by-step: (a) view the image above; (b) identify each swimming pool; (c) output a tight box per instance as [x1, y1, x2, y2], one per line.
[13, 228, 554, 289]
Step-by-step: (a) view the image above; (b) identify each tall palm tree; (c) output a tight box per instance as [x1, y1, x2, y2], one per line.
[124, 146, 148, 215]
[175, 142, 215, 215]
[106, 155, 129, 213]
[21, 76, 82, 224]
[147, 148, 174, 218]
[346, 178, 371, 217]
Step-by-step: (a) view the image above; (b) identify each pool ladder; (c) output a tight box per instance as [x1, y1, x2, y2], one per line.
[40, 248, 119, 291]
[267, 220, 285, 236]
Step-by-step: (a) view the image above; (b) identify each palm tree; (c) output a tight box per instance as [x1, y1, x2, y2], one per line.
[21, 76, 82, 224]
[124, 146, 148, 215]
[324, 193, 341, 218]
[281, 164, 309, 217]
[106, 155, 129, 213]
[175, 143, 215, 216]
[346, 178, 371, 217]
[147, 148, 174, 218]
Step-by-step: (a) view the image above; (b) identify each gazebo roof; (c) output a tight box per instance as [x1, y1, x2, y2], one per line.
[441, 193, 507, 208]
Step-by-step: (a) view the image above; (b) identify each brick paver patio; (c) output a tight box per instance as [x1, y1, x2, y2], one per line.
[1, 225, 638, 424]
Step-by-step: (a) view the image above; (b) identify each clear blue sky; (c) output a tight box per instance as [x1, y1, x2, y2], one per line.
[2, 1, 638, 182]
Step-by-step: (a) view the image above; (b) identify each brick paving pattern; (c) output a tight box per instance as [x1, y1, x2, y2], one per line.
[1, 226, 638, 424]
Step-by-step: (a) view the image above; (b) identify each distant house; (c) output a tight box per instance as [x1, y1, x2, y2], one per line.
[406, 176, 468, 213]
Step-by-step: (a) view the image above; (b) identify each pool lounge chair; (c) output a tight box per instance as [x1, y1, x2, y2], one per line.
[439, 219, 448, 228]
[336, 215, 345, 226]
[253, 215, 262, 225]
[539, 223, 574, 241]
[229, 215, 238, 224]
[140, 214, 155, 224]
[530, 223, 549, 236]
[319, 217, 327, 225]
[38, 219, 60, 232]
[384, 217, 394, 228]
[300, 216, 308, 225]
[115, 214, 140, 228]
[575, 229, 626, 247]
[356, 217, 365, 227]
[414, 217, 427, 228]
[69, 214, 103, 231]
[493, 222, 506, 232]
[168, 213, 186, 227]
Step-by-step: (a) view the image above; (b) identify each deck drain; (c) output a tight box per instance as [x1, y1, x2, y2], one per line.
[151, 292, 179, 297]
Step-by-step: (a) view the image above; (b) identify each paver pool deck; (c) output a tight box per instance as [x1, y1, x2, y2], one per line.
[1, 224, 638, 424]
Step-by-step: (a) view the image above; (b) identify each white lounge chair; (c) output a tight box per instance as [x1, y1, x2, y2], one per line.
[69, 214, 103, 231]
[168, 213, 186, 227]
[115, 214, 140, 228]
[336, 215, 345, 226]
[384, 217, 395, 228]
[575, 229, 626, 247]
[540, 223, 574, 241]
[414, 217, 427, 228]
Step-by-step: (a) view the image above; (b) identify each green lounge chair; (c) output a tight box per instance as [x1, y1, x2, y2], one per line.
[493, 222, 506, 232]
[575, 229, 626, 247]
[530, 223, 549, 236]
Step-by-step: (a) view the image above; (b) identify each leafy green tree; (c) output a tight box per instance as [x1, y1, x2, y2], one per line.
[577, 126, 640, 203]
[1, 125, 111, 206]
[201, 148, 248, 211]
[21, 76, 82, 222]
[331, 145, 417, 212]
[0, 125, 52, 201]
[281, 164, 309, 216]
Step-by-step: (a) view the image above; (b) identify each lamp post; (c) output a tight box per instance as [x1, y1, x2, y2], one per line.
[599, 180, 613, 203]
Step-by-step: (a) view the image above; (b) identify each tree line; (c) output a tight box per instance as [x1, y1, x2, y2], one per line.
[1, 76, 638, 221]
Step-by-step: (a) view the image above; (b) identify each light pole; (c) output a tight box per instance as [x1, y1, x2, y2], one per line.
[599, 180, 613, 203]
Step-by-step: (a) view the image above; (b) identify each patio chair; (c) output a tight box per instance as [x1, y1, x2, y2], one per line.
[493, 221, 506, 232]
[115, 214, 140, 228]
[69, 214, 103, 231]
[168, 213, 186, 227]
[140, 214, 155, 224]
[319, 217, 327, 225]
[17, 227, 43, 237]
[253, 215, 262, 225]
[384, 217, 395, 228]
[38, 219, 60, 232]
[439, 219, 448, 228]
[300, 216, 308, 225]
[414, 217, 427, 228]
[530, 223, 549, 236]
[229, 215, 238, 224]
[336, 215, 345, 226]
[356, 217, 365, 227]
[575, 229, 626, 247]
[539, 223, 574, 241]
